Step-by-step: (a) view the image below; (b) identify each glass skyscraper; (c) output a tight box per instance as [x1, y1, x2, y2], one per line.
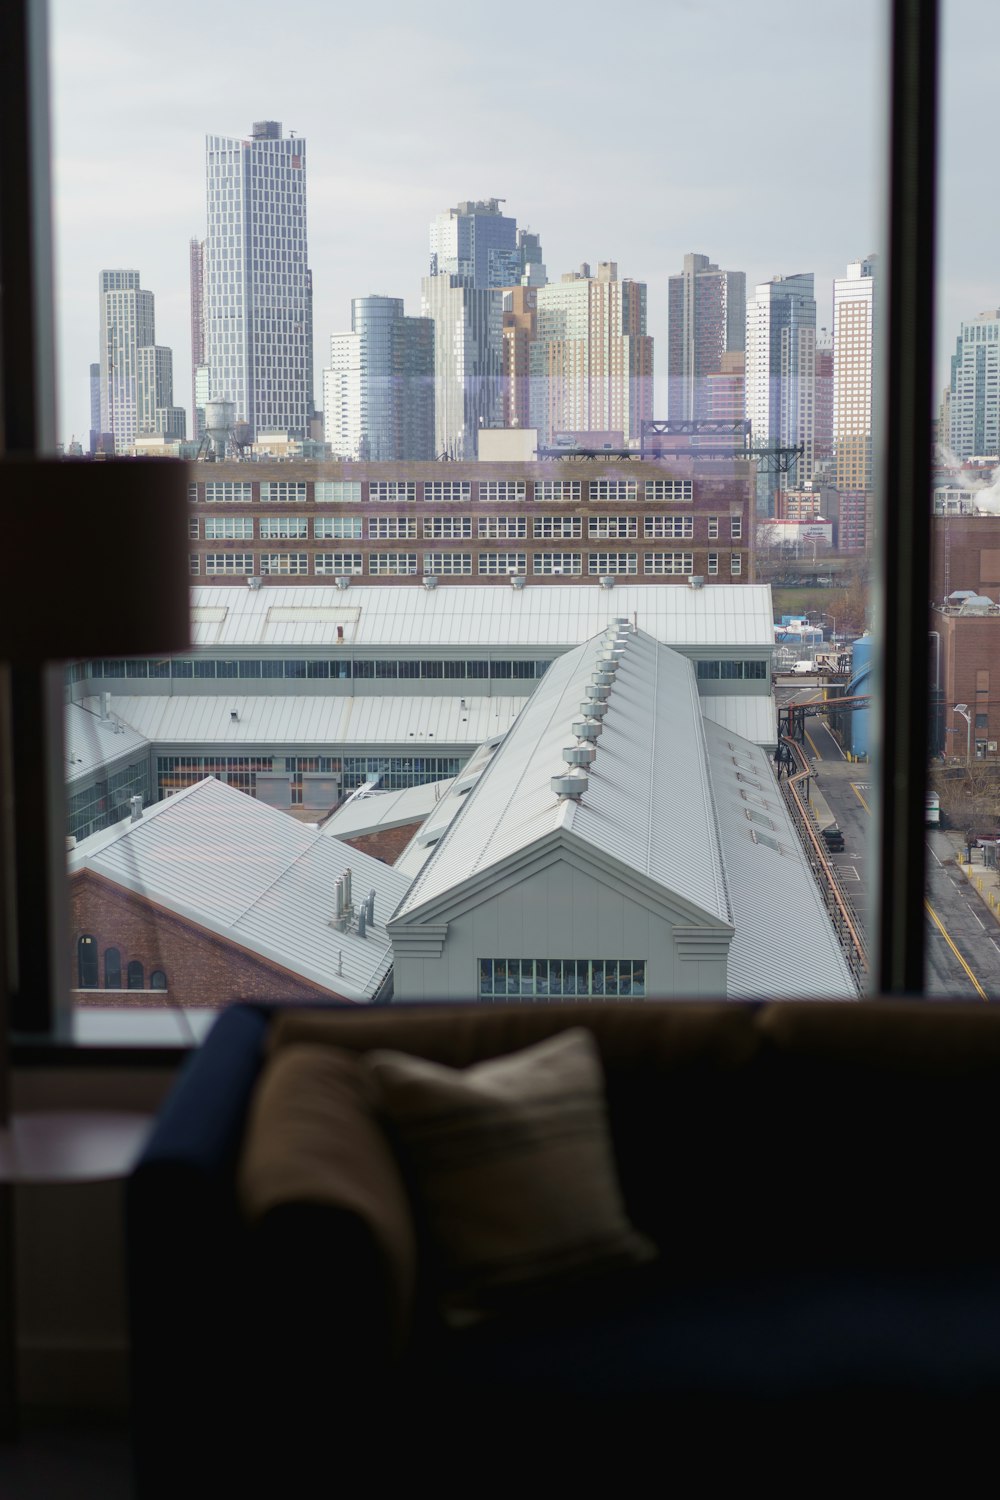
[203, 121, 312, 440]
[324, 296, 434, 460]
[745, 272, 817, 515]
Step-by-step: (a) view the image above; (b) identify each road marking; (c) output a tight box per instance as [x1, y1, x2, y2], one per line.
[804, 727, 822, 760]
[992, 938, 1000, 955]
[839, 866, 860, 880]
[851, 783, 872, 814]
[925, 900, 988, 1000]
[969, 908, 986, 930]
[926, 842, 942, 867]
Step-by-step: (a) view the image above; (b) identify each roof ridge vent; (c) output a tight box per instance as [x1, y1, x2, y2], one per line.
[573, 719, 602, 742]
[551, 769, 588, 801]
[563, 744, 596, 767]
[580, 699, 608, 719]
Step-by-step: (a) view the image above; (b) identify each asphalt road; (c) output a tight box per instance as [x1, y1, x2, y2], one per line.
[778, 683, 1000, 1000]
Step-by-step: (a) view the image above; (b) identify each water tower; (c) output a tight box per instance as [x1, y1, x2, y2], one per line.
[203, 399, 236, 460]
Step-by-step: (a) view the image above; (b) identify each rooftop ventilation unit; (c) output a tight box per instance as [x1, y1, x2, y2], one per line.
[688, 575, 705, 589]
[614, 616, 630, 626]
[510, 575, 525, 590]
[247, 575, 262, 591]
[573, 720, 602, 742]
[422, 575, 438, 590]
[580, 699, 608, 718]
[130, 795, 143, 823]
[593, 671, 615, 688]
[551, 770, 588, 800]
[563, 744, 596, 767]
[334, 576, 351, 590]
[587, 683, 611, 701]
[598, 576, 615, 589]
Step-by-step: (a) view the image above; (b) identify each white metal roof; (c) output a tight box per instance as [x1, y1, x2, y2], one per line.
[320, 779, 456, 840]
[66, 701, 149, 784]
[187, 584, 774, 650]
[392, 628, 732, 928]
[68, 777, 413, 1003]
[703, 720, 857, 998]
[76, 694, 525, 750]
[699, 694, 778, 746]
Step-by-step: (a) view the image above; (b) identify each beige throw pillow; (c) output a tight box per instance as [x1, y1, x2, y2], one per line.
[364, 1027, 656, 1325]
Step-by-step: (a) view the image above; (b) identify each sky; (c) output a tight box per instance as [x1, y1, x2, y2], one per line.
[49, 0, 993, 448]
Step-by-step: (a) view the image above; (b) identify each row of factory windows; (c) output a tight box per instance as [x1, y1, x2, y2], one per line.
[156, 756, 464, 796]
[189, 479, 697, 504]
[77, 936, 167, 993]
[187, 552, 742, 576]
[188, 514, 742, 540]
[75, 657, 553, 682]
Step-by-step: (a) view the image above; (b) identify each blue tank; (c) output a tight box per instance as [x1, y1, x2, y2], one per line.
[846, 636, 873, 760]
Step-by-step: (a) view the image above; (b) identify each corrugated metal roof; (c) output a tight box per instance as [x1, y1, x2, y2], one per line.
[66, 701, 149, 783]
[68, 777, 413, 1003]
[188, 584, 774, 649]
[703, 720, 857, 998]
[393, 629, 731, 927]
[320, 779, 456, 839]
[700, 694, 778, 746]
[78, 695, 525, 750]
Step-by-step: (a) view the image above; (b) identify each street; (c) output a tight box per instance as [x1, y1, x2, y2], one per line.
[778, 684, 1000, 1000]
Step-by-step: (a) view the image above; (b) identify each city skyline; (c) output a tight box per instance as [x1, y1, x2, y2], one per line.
[50, 0, 987, 449]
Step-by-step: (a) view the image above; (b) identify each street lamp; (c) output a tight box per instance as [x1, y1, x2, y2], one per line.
[954, 703, 972, 768]
[808, 610, 837, 643]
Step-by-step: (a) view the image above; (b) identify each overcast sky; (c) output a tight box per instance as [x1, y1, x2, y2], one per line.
[49, 0, 991, 447]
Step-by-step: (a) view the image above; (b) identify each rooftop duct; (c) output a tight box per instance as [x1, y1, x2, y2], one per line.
[130, 795, 143, 823]
[247, 575, 262, 591]
[551, 770, 588, 800]
[422, 576, 438, 590]
[573, 720, 602, 742]
[580, 699, 608, 718]
[688, 575, 705, 589]
[587, 683, 611, 701]
[563, 744, 596, 767]
[334, 577, 351, 590]
[510, 574, 526, 590]
[598, 576, 615, 589]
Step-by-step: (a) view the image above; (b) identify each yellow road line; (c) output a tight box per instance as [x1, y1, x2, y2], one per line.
[804, 727, 822, 760]
[850, 783, 871, 814]
[925, 899, 988, 1001]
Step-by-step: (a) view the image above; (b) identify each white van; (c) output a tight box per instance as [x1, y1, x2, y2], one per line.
[789, 660, 815, 675]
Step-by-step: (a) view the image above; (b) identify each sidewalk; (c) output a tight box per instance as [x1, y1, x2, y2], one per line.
[949, 831, 1000, 925]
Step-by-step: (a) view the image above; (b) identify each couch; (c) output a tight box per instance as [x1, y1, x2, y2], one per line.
[127, 999, 1000, 1492]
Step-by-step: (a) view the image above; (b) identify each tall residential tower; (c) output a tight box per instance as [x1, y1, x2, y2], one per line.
[833, 256, 877, 490]
[668, 253, 746, 422]
[203, 121, 312, 440]
[948, 305, 1000, 460]
[745, 272, 816, 514]
[324, 296, 434, 461]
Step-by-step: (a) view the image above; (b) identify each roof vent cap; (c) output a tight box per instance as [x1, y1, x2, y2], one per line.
[564, 744, 596, 767]
[334, 576, 351, 590]
[598, 576, 615, 589]
[573, 719, 602, 742]
[510, 574, 525, 590]
[688, 574, 705, 589]
[580, 699, 608, 718]
[422, 575, 438, 590]
[551, 770, 588, 800]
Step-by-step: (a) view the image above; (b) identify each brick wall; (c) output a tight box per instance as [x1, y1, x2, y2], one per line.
[343, 822, 422, 865]
[71, 871, 348, 1007]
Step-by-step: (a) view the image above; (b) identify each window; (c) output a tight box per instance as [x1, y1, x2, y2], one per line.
[260, 553, 309, 575]
[533, 553, 582, 575]
[259, 481, 307, 503]
[479, 480, 526, 502]
[645, 480, 692, 502]
[77, 935, 98, 989]
[424, 515, 471, 539]
[537, 516, 583, 538]
[315, 515, 362, 539]
[424, 553, 472, 575]
[369, 516, 417, 539]
[645, 515, 693, 539]
[479, 553, 526, 575]
[479, 515, 527, 539]
[589, 554, 637, 575]
[423, 481, 471, 503]
[150, 969, 167, 990]
[708, 552, 719, 575]
[369, 553, 419, 575]
[188, 517, 199, 539]
[589, 516, 636, 539]
[314, 480, 362, 503]
[104, 948, 122, 989]
[205, 481, 252, 504]
[730, 516, 743, 540]
[205, 515, 254, 540]
[645, 553, 694, 575]
[731, 554, 742, 575]
[259, 515, 308, 539]
[206, 553, 255, 575]
[535, 480, 581, 502]
[368, 480, 416, 503]
[707, 516, 720, 540]
[478, 958, 646, 999]
[127, 960, 145, 990]
[315, 553, 363, 575]
[590, 479, 636, 502]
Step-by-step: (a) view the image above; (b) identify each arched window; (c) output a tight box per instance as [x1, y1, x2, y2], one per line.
[77, 935, 98, 989]
[104, 948, 122, 989]
[127, 960, 145, 990]
[150, 970, 167, 991]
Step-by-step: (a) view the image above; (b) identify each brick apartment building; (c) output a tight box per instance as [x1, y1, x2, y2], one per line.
[185, 456, 754, 586]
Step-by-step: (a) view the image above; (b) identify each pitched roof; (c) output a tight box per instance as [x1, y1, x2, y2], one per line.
[68, 777, 413, 1003]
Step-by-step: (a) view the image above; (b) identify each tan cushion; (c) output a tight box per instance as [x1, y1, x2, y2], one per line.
[363, 1028, 657, 1326]
[237, 1043, 416, 1348]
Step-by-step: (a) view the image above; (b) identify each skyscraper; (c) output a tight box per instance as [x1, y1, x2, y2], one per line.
[529, 262, 653, 446]
[833, 256, 877, 489]
[98, 269, 155, 453]
[947, 305, 1000, 459]
[203, 120, 312, 440]
[189, 238, 206, 441]
[745, 273, 816, 514]
[668, 253, 746, 421]
[323, 296, 434, 460]
[422, 199, 517, 459]
[136, 346, 185, 439]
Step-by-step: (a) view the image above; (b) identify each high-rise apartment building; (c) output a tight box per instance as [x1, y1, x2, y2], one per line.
[833, 256, 877, 490]
[703, 351, 745, 426]
[948, 306, 1000, 459]
[422, 199, 521, 460]
[745, 273, 816, 514]
[203, 120, 312, 440]
[323, 296, 434, 460]
[814, 327, 834, 469]
[530, 262, 653, 446]
[189, 238, 206, 441]
[136, 346, 185, 439]
[502, 286, 538, 430]
[668, 253, 746, 421]
[98, 269, 155, 453]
